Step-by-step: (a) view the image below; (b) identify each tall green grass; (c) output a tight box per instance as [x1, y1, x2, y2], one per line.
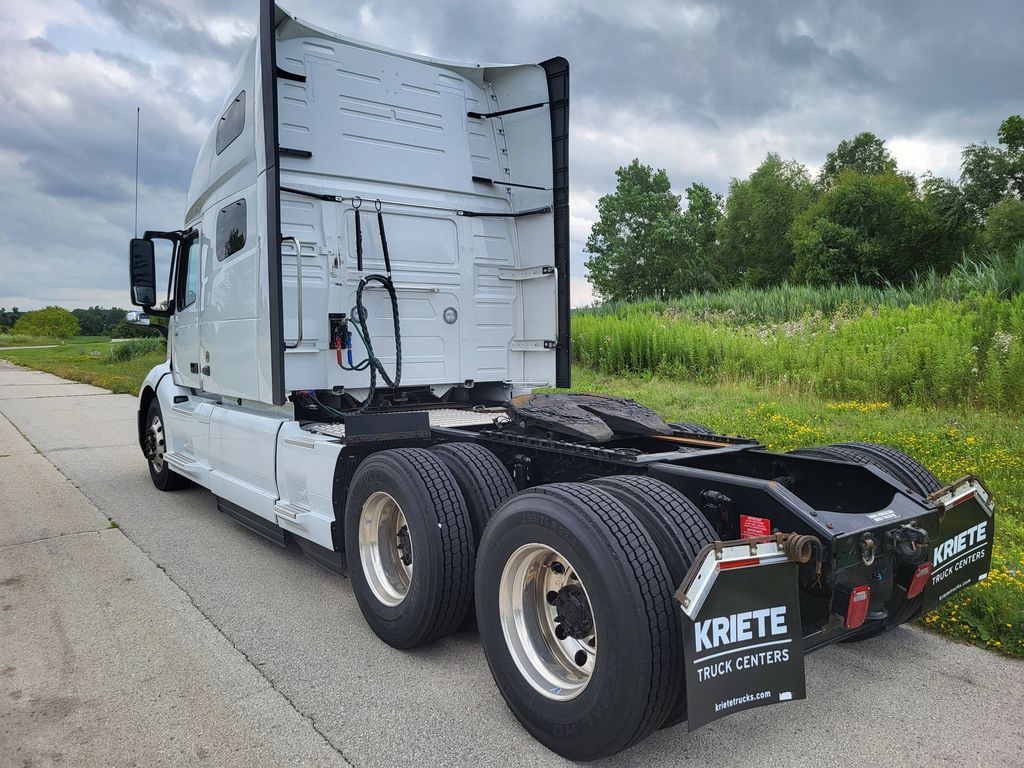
[0, 333, 58, 347]
[573, 293, 1024, 411]
[110, 337, 164, 362]
[582, 247, 1024, 324]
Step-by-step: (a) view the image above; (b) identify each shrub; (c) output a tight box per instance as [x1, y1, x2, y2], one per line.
[13, 306, 80, 339]
[110, 337, 164, 362]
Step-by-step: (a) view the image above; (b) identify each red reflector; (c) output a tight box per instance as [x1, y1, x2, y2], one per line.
[719, 557, 761, 570]
[907, 562, 932, 599]
[845, 585, 871, 629]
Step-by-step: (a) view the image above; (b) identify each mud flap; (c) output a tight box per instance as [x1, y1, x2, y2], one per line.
[922, 476, 995, 612]
[676, 539, 806, 730]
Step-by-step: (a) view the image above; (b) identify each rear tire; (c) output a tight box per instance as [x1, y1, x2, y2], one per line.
[668, 421, 714, 435]
[589, 475, 716, 728]
[429, 442, 517, 543]
[790, 442, 941, 497]
[345, 448, 474, 649]
[145, 400, 190, 491]
[476, 483, 682, 760]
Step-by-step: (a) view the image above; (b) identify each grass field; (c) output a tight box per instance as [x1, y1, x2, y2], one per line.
[575, 294, 1024, 411]
[0, 338, 165, 394]
[2, 338, 1020, 657]
[0, 333, 58, 347]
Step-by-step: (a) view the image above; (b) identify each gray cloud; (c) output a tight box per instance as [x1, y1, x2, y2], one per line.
[0, 0, 1021, 310]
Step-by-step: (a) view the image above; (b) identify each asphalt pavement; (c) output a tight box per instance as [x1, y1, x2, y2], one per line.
[1, 361, 1022, 767]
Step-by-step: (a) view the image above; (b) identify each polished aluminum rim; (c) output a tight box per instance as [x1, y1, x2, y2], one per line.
[498, 543, 597, 701]
[358, 491, 413, 606]
[147, 412, 166, 472]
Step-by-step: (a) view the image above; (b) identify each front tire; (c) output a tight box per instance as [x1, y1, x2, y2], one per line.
[476, 483, 682, 760]
[144, 400, 189, 491]
[345, 448, 474, 649]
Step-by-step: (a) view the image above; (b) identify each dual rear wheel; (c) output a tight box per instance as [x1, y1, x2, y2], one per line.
[345, 443, 715, 760]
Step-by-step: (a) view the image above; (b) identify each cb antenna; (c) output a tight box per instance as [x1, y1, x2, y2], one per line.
[134, 106, 141, 237]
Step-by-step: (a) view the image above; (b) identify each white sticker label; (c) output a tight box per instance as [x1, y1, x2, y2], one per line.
[867, 509, 899, 523]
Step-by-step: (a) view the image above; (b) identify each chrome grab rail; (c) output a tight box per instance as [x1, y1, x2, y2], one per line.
[282, 236, 303, 349]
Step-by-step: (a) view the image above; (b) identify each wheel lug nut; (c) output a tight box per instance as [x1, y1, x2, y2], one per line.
[550, 562, 565, 574]
[546, 591, 558, 605]
[574, 650, 587, 666]
[555, 625, 568, 640]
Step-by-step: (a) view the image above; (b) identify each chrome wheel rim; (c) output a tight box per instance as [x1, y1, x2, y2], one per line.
[358, 491, 413, 606]
[147, 413, 166, 472]
[498, 544, 597, 701]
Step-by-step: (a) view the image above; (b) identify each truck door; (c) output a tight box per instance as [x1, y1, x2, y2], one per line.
[171, 230, 203, 390]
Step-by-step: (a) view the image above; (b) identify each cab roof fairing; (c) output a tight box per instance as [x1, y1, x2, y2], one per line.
[184, 3, 546, 225]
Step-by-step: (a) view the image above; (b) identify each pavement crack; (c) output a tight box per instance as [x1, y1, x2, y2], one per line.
[144, 557, 358, 767]
[0, 528, 105, 550]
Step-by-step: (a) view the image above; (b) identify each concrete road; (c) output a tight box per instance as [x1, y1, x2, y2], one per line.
[1, 363, 1021, 768]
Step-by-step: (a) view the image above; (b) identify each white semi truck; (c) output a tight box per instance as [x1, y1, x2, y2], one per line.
[128, 2, 995, 760]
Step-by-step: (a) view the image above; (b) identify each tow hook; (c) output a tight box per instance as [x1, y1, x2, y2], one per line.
[859, 533, 877, 566]
[888, 523, 929, 564]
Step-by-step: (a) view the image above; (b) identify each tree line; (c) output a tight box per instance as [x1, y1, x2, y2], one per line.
[0, 305, 159, 339]
[585, 116, 1024, 302]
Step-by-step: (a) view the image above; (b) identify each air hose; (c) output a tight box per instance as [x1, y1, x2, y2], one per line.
[336, 198, 401, 412]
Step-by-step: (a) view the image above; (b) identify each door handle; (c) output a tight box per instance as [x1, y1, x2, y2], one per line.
[201, 365, 211, 376]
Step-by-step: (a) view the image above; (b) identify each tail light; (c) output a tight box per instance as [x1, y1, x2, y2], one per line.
[844, 585, 871, 629]
[907, 562, 932, 599]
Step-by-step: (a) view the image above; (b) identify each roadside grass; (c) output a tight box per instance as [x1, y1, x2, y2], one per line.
[0, 339, 165, 394]
[0, 333, 59, 347]
[550, 368, 1024, 658]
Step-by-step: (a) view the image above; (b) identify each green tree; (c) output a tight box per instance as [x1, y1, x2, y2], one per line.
[818, 132, 898, 190]
[985, 198, 1024, 256]
[584, 159, 683, 301]
[960, 115, 1024, 219]
[664, 182, 723, 294]
[921, 174, 978, 258]
[13, 306, 80, 339]
[717, 153, 814, 286]
[790, 170, 946, 285]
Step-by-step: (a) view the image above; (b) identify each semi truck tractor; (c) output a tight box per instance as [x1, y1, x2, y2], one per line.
[127, 2, 995, 760]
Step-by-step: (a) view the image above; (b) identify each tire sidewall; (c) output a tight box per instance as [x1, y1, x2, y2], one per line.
[145, 400, 172, 488]
[345, 456, 443, 648]
[476, 495, 654, 760]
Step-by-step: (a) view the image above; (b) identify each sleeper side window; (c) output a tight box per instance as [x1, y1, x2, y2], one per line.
[215, 91, 245, 154]
[217, 199, 247, 261]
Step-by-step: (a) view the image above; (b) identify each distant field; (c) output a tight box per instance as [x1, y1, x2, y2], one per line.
[0, 333, 58, 347]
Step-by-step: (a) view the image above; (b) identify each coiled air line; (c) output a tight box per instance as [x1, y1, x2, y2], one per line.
[333, 197, 402, 412]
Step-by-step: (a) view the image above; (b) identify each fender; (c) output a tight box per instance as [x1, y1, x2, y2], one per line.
[136, 362, 191, 451]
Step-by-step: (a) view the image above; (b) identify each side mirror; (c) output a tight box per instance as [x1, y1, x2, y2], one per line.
[130, 238, 157, 307]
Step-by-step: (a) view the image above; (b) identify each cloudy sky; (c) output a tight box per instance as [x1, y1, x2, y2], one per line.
[0, 0, 1020, 311]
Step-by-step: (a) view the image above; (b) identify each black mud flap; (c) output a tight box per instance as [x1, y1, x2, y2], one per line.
[676, 539, 806, 731]
[921, 476, 995, 612]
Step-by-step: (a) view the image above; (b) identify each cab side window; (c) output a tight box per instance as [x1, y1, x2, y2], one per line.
[178, 236, 201, 309]
[215, 91, 245, 154]
[217, 199, 247, 261]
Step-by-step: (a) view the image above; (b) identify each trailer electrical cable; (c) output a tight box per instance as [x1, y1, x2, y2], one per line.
[334, 198, 402, 412]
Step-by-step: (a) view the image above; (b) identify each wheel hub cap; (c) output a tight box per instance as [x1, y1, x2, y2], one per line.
[498, 543, 597, 701]
[358, 491, 413, 607]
